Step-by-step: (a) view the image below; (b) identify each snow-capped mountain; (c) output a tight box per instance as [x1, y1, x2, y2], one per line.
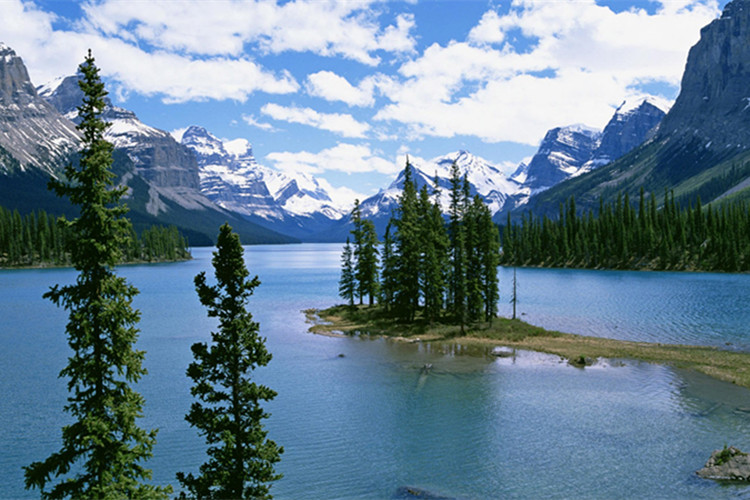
[0, 44, 79, 174]
[582, 98, 667, 173]
[522, 98, 667, 194]
[523, 124, 601, 192]
[355, 150, 522, 234]
[180, 126, 348, 240]
[39, 75, 201, 192]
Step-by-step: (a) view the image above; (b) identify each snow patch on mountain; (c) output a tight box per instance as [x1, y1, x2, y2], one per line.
[181, 126, 349, 223]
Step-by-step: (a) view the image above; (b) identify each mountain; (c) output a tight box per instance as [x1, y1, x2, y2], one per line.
[181, 125, 347, 241]
[585, 99, 666, 171]
[0, 46, 294, 245]
[523, 99, 667, 193]
[337, 150, 521, 237]
[523, 0, 750, 216]
[0, 44, 79, 175]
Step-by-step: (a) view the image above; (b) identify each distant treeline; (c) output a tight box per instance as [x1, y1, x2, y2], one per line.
[0, 205, 191, 267]
[502, 189, 750, 272]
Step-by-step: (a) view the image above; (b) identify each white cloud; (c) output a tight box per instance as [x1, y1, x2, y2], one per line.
[261, 103, 370, 138]
[0, 0, 300, 102]
[305, 71, 378, 107]
[265, 143, 398, 175]
[170, 127, 188, 142]
[242, 114, 277, 132]
[80, 0, 416, 65]
[376, 0, 721, 145]
[315, 177, 366, 208]
[468, 11, 506, 45]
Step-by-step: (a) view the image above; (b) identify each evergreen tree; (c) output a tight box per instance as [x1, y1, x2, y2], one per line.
[350, 199, 365, 305]
[177, 223, 282, 499]
[339, 237, 356, 307]
[477, 199, 500, 324]
[447, 161, 467, 330]
[380, 222, 397, 312]
[24, 51, 168, 499]
[356, 219, 380, 306]
[392, 159, 421, 321]
[465, 194, 484, 322]
[419, 182, 449, 323]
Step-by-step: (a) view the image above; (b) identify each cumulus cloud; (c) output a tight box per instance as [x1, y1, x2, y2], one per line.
[305, 71, 384, 107]
[261, 103, 370, 138]
[376, 0, 721, 145]
[265, 143, 398, 175]
[80, 0, 416, 65]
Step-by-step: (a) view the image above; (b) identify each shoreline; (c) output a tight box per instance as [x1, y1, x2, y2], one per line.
[305, 305, 750, 389]
[0, 255, 192, 271]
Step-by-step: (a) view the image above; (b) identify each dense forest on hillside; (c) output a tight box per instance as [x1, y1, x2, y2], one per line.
[0, 205, 190, 267]
[502, 189, 750, 272]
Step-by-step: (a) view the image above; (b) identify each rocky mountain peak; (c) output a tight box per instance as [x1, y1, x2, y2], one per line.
[524, 125, 601, 191]
[0, 44, 79, 173]
[585, 98, 666, 170]
[657, 0, 750, 151]
[0, 43, 37, 104]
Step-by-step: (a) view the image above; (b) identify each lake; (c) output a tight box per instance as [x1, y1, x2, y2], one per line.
[2, 243, 750, 499]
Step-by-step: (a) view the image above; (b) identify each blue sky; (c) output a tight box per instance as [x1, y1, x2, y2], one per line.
[1, 0, 729, 204]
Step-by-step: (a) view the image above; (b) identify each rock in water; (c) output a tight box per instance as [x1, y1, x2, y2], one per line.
[696, 446, 750, 481]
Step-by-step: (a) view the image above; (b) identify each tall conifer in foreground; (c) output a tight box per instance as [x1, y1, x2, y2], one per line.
[177, 223, 282, 499]
[24, 51, 168, 499]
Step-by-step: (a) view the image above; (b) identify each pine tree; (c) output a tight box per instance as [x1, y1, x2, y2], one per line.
[339, 237, 356, 307]
[350, 199, 365, 305]
[380, 222, 397, 312]
[357, 219, 380, 306]
[447, 161, 467, 330]
[477, 199, 500, 324]
[392, 159, 421, 321]
[419, 182, 449, 323]
[177, 223, 282, 499]
[24, 51, 168, 499]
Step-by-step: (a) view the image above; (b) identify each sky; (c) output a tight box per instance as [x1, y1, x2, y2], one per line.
[0, 0, 730, 204]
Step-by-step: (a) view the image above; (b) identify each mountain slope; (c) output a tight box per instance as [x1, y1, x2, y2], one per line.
[0, 47, 294, 245]
[0, 44, 79, 174]
[522, 0, 750, 217]
[181, 125, 347, 241]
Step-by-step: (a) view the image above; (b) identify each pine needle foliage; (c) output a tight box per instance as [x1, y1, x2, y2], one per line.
[177, 223, 282, 499]
[23, 50, 168, 499]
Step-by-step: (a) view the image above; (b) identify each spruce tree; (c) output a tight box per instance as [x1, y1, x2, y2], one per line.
[356, 219, 380, 306]
[350, 199, 365, 305]
[477, 200, 500, 324]
[339, 237, 356, 307]
[447, 161, 467, 330]
[24, 51, 168, 499]
[177, 223, 282, 499]
[380, 222, 397, 312]
[392, 159, 421, 321]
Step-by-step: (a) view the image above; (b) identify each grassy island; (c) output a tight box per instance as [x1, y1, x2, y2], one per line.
[306, 304, 750, 390]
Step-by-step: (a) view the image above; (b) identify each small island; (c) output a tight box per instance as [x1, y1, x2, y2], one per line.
[306, 304, 750, 390]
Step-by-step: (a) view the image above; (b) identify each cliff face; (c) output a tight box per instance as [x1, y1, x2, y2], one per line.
[0, 44, 79, 173]
[40, 75, 200, 190]
[591, 100, 666, 167]
[658, 0, 750, 151]
[524, 125, 601, 191]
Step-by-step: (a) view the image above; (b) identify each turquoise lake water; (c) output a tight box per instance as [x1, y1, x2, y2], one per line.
[2, 243, 750, 499]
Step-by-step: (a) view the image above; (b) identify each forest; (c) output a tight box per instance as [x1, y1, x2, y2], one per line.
[501, 188, 750, 272]
[340, 160, 500, 329]
[0, 205, 191, 267]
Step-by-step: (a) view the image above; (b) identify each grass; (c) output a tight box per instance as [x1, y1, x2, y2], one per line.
[306, 304, 750, 389]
